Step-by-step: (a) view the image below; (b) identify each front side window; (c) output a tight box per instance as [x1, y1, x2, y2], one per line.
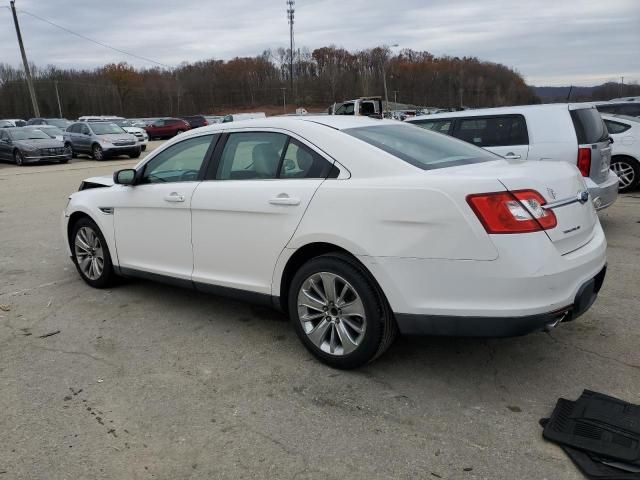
[217, 132, 287, 180]
[604, 120, 631, 134]
[81, 125, 91, 135]
[455, 115, 528, 147]
[345, 124, 496, 170]
[142, 134, 214, 183]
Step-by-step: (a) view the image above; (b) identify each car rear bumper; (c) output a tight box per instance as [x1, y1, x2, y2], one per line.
[395, 265, 606, 336]
[585, 171, 619, 210]
[359, 222, 607, 336]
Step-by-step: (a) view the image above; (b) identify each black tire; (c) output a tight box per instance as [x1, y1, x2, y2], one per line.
[13, 149, 25, 166]
[141, 145, 147, 152]
[288, 253, 398, 369]
[130, 148, 141, 159]
[65, 143, 77, 159]
[611, 156, 640, 193]
[58, 158, 69, 164]
[70, 217, 116, 288]
[91, 144, 104, 161]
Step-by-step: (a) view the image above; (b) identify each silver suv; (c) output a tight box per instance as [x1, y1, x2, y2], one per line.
[64, 122, 140, 160]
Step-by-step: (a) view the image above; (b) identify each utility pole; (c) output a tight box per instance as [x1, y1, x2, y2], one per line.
[286, 1, 295, 94]
[10, 0, 40, 117]
[54, 81, 62, 117]
[281, 87, 286, 114]
[393, 90, 399, 105]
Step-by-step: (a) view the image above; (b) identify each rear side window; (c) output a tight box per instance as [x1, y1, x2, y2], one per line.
[603, 120, 631, 134]
[278, 138, 333, 179]
[454, 115, 528, 147]
[571, 108, 608, 144]
[344, 124, 496, 170]
[411, 119, 452, 134]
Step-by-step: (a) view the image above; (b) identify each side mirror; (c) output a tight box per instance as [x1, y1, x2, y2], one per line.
[113, 169, 136, 185]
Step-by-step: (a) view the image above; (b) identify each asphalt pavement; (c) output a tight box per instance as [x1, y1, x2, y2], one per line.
[0, 149, 639, 479]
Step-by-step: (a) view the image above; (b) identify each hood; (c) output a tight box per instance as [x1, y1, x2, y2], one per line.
[15, 138, 65, 150]
[83, 175, 114, 187]
[122, 126, 145, 135]
[98, 133, 137, 143]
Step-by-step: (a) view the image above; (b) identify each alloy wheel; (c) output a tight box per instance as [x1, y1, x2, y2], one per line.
[297, 272, 367, 356]
[14, 151, 24, 166]
[93, 145, 103, 160]
[611, 161, 635, 190]
[74, 226, 104, 281]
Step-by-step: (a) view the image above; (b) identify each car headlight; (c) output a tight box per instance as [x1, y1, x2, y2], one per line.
[100, 139, 112, 146]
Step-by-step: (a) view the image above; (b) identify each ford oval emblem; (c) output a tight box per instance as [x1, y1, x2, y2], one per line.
[578, 191, 589, 204]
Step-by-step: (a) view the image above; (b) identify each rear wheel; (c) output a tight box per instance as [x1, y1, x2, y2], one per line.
[91, 144, 104, 161]
[14, 150, 25, 166]
[175, 129, 184, 136]
[71, 217, 115, 288]
[288, 253, 397, 369]
[611, 156, 640, 192]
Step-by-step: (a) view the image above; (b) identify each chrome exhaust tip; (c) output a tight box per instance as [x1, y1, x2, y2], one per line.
[543, 311, 570, 332]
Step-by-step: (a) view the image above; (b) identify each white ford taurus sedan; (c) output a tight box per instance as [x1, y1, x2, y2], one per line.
[62, 116, 607, 368]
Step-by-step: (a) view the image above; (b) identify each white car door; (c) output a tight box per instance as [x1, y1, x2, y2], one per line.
[454, 115, 530, 160]
[112, 134, 216, 280]
[191, 130, 334, 296]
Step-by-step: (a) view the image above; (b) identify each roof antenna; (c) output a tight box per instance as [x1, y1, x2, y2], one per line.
[566, 86, 573, 102]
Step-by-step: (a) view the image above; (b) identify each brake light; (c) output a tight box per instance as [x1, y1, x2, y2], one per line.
[203, 119, 208, 126]
[467, 190, 557, 234]
[577, 147, 591, 177]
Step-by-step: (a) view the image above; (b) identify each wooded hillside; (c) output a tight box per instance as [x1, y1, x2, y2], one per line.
[0, 46, 539, 118]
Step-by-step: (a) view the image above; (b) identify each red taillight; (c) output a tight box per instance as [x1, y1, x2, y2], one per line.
[203, 119, 209, 126]
[577, 147, 591, 177]
[466, 189, 557, 234]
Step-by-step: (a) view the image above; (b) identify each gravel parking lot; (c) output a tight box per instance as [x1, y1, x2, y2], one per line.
[1, 149, 639, 479]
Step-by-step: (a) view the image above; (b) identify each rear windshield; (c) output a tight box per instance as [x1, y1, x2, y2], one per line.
[570, 108, 608, 144]
[344, 124, 497, 170]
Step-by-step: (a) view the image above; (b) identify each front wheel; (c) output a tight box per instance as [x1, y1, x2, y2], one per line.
[288, 253, 397, 369]
[14, 150, 25, 166]
[611, 156, 640, 192]
[71, 217, 115, 288]
[130, 148, 141, 159]
[91, 144, 104, 160]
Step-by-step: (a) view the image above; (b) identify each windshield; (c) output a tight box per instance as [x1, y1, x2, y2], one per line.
[112, 120, 135, 127]
[46, 118, 71, 128]
[344, 124, 497, 170]
[10, 129, 51, 140]
[32, 126, 64, 137]
[90, 123, 126, 135]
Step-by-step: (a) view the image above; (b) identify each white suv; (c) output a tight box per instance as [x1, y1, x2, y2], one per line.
[407, 104, 619, 210]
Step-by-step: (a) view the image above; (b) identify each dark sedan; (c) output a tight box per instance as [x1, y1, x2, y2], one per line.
[0, 128, 71, 166]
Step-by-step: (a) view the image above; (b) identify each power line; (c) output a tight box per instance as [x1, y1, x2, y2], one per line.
[16, 8, 174, 70]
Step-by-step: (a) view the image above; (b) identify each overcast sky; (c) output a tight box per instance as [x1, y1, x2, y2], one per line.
[0, 0, 638, 86]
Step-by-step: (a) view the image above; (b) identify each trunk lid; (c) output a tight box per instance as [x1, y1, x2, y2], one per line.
[497, 160, 598, 254]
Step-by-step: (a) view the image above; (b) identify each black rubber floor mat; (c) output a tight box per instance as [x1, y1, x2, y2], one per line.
[542, 390, 640, 463]
[563, 446, 640, 480]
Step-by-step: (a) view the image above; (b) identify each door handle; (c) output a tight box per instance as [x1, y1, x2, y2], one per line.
[164, 192, 185, 203]
[269, 194, 300, 206]
[504, 152, 521, 160]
